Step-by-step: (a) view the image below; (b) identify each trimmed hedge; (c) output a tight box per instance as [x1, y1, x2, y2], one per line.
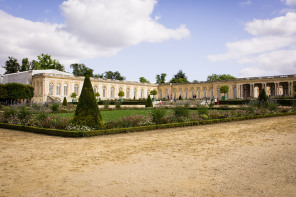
[219, 99, 250, 105]
[1, 112, 296, 138]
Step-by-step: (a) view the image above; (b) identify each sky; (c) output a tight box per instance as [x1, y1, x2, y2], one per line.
[0, 0, 296, 83]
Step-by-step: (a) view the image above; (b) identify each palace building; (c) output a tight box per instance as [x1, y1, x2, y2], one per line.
[0, 70, 295, 103]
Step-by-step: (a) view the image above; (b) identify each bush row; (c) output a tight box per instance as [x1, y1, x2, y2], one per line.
[219, 99, 296, 106]
[1, 111, 295, 138]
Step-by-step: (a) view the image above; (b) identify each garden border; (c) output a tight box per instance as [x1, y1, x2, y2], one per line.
[1, 112, 296, 138]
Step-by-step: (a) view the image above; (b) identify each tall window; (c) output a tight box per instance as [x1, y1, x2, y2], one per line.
[40, 82, 43, 96]
[179, 91, 182, 99]
[191, 90, 194, 98]
[174, 90, 176, 99]
[94, 86, 98, 93]
[36, 81, 39, 96]
[56, 84, 61, 96]
[111, 87, 115, 98]
[74, 84, 79, 94]
[217, 88, 220, 98]
[203, 90, 207, 98]
[185, 90, 188, 99]
[103, 86, 106, 97]
[49, 83, 53, 95]
[197, 90, 200, 98]
[134, 89, 137, 99]
[126, 88, 130, 99]
[64, 84, 68, 96]
[141, 89, 144, 98]
[210, 89, 213, 98]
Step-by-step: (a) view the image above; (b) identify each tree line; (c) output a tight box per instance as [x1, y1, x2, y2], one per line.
[2, 55, 236, 84]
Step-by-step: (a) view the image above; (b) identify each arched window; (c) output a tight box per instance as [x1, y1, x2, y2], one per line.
[103, 86, 106, 97]
[74, 84, 79, 94]
[210, 89, 213, 98]
[56, 84, 61, 96]
[203, 89, 207, 98]
[147, 90, 150, 97]
[94, 86, 98, 93]
[174, 90, 176, 99]
[179, 90, 182, 99]
[40, 82, 43, 96]
[49, 83, 53, 95]
[217, 88, 220, 98]
[141, 89, 144, 98]
[134, 89, 137, 99]
[64, 84, 68, 96]
[36, 81, 39, 96]
[185, 90, 188, 99]
[111, 87, 115, 98]
[126, 88, 130, 99]
[197, 90, 200, 99]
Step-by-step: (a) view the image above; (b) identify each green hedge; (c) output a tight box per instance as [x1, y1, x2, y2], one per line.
[274, 99, 296, 106]
[219, 99, 250, 105]
[1, 112, 296, 138]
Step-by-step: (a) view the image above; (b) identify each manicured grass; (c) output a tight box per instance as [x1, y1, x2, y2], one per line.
[52, 109, 154, 122]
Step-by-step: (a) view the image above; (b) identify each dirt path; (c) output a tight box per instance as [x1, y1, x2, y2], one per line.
[1, 116, 296, 197]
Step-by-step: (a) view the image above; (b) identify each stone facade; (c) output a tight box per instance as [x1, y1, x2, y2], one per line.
[1, 70, 295, 103]
[159, 75, 296, 100]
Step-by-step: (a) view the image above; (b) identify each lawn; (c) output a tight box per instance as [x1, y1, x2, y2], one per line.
[52, 109, 154, 122]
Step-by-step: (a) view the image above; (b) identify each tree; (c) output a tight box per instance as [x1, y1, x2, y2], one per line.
[220, 85, 229, 96]
[156, 73, 167, 84]
[72, 76, 103, 128]
[170, 70, 189, 83]
[2, 57, 20, 74]
[150, 89, 157, 96]
[145, 95, 153, 107]
[70, 63, 94, 77]
[207, 74, 236, 82]
[118, 90, 125, 98]
[4, 83, 34, 103]
[35, 53, 65, 71]
[258, 89, 268, 104]
[98, 71, 126, 81]
[71, 92, 77, 101]
[94, 92, 100, 98]
[30, 60, 39, 70]
[192, 80, 199, 83]
[62, 97, 68, 106]
[20, 58, 30, 72]
[0, 84, 8, 99]
[139, 77, 150, 83]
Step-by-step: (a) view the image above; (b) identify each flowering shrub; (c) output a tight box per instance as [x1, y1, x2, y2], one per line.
[66, 123, 94, 131]
[105, 115, 149, 129]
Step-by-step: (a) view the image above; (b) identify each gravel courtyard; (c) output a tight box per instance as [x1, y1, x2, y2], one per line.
[1, 115, 296, 196]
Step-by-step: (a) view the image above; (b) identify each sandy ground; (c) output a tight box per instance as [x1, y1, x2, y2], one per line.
[1, 116, 296, 197]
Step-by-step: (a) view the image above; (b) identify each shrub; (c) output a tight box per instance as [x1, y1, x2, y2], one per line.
[173, 105, 190, 118]
[62, 97, 68, 106]
[50, 103, 60, 112]
[104, 101, 110, 109]
[115, 102, 121, 109]
[267, 100, 278, 112]
[72, 75, 104, 129]
[196, 106, 209, 115]
[151, 108, 167, 124]
[3, 107, 17, 119]
[17, 106, 31, 123]
[145, 95, 153, 108]
[32, 103, 41, 110]
[258, 89, 268, 104]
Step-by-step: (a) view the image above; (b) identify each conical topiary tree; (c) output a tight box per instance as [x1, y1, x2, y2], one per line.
[145, 94, 153, 108]
[72, 76, 103, 128]
[258, 88, 268, 104]
[62, 97, 68, 106]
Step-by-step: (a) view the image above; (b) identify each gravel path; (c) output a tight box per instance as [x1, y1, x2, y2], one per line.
[1, 115, 296, 196]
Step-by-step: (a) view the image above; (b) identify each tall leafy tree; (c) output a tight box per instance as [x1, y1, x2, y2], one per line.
[35, 53, 65, 71]
[71, 63, 94, 77]
[30, 60, 39, 70]
[170, 70, 189, 83]
[156, 73, 167, 84]
[139, 77, 150, 83]
[2, 57, 20, 74]
[207, 74, 236, 82]
[98, 71, 126, 80]
[20, 58, 30, 72]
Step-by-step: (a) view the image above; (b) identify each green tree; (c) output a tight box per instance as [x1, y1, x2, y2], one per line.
[139, 77, 150, 83]
[150, 89, 157, 96]
[30, 60, 39, 70]
[220, 85, 229, 96]
[207, 74, 236, 82]
[145, 94, 153, 107]
[156, 73, 167, 84]
[99, 71, 126, 81]
[4, 83, 34, 102]
[258, 89, 268, 104]
[72, 76, 103, 128]
[0, 84, 8, 99]
[170, 70, 189, 83]
[71, 92, 77, 101]
[2, 57, 20, 74]
[70, 63, 94, 77]
[20, 58, 30, 72]
[35, 53, 65, 71]
[118, 90, 125, 97]
[62, 97, 68, 106]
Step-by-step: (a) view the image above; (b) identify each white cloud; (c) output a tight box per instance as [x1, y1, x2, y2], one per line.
[208, 12, 296, 77]
[281, 0, 296, 6]
[0, 0, 189, 70]
[240, 0, 252, 7]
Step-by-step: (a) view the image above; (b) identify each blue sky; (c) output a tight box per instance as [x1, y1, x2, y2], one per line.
[0, 0, 296, 82]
